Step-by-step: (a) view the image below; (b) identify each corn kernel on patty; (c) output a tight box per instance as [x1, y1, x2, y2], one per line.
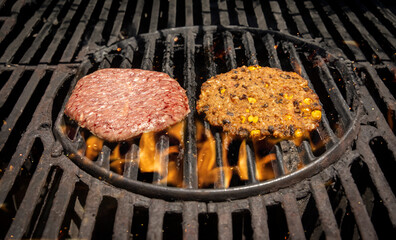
[196, 66, 322, 139]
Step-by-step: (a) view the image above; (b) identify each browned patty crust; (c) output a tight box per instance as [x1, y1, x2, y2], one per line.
[196, 66, 322, 139]
[65, 68, 190, 142]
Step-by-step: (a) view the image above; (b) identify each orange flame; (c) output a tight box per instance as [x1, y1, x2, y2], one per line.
[237, 139, 249, 180]
[196, 121, 219, 187]
[221, 133, 234, 188]
[255, 153, 276, 181]
[85, 136, 104, 160]
[139, 131, 159, 173]
[76, 118, 329, 188]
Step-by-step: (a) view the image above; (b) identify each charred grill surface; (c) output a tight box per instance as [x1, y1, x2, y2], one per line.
[0, 0, 395, 239]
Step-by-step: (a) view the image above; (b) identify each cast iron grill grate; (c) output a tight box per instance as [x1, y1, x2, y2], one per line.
[54, 26, 361, 201]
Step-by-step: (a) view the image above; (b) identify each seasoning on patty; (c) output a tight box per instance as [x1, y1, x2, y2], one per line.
[196, 66, 322, 139]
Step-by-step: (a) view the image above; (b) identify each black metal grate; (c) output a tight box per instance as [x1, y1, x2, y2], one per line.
[55, 26, 361, 202]
[0, 0, 395, 239]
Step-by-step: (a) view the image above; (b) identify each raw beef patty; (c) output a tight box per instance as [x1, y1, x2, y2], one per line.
[65, 68, 190, 142]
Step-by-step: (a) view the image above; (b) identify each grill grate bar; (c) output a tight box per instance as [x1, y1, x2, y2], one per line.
[99, 56, 111, 69]
[252, 1, 267, 29]
[182, 202, 199, 240]
[153, 135, 169, 185]
[167, 0, 177, 28]
[107, 0, 129, 46]
[40, 0, 83, 63]
[78, 0, 112, 61]
[273, 145, 286, 176]
[283, 42, 338, 145]
[246, 142, 258, 183]
[113, 194, 134, 240]
[235, 1, 248, 26]
[218, 0, 230, 26]
[123, 142, 139, 180]
[202, 31, 227, 189]
[333, 60, 359, 108]
[310, 177, 341, 239]
[0, 0, 52, 63]
[338, 165, 378, 239]
[269, 1, 288, 32]
[121, 39, 137, 68]
[203, 31, 216, 78]
[162, 34, 175, 76]
[0, 67, 24, 108]
[284, 0, 311, 39]
[0, 0, 27, 42]
[78, 182, 102, 239]
[97, 143, 111, 170]
[262, 34, 281, 69]
[6, 162, 52, 239]
[149, 0, 160, 33]
[223, 31, 237, 69]
[183, 31, 198, 188]
[314, 56, 353, 125]
[249, 196, 270, 239]
[0, 136, 37, 205]
[201, 0, 210, 26]
[19, 0, 67, 64]
[141, 37, 156, 70]
[129, 0, 144, 36]
[242, 32, 258, 66]
[300, 141, 315, 163]
[213, 130, 226, 189]
[41, 170, 78, 239]
[147, 199, 166, 239]
[185, 0, 194, 26]
[0, 67, 46, 150]
[217, 203, 233, 240]
[60, 0, 97, 62]
[282, 193, 306, 240]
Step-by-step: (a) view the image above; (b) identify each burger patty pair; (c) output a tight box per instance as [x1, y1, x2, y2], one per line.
[65, 66, 321, 142]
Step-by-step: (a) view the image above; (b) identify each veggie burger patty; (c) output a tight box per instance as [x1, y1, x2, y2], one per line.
[196, 66, 322, 139]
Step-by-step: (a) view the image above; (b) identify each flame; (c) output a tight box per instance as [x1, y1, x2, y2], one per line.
[75, 118, 329, 188]
[237, 139, 249, 180]
[221, 133, 234, 188]
[138, 122, 185, 185]
[196, 121, 220, 187]
[85, 136, 104, 160]
[343, 40, 359, 47]
[255, 153, 276, 181]
[139, 131, 160, 172]
[109, 144, 124, 174]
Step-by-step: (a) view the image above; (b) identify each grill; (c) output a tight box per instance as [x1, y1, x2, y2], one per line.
[0, 0, 395, 239]
[55, 26, 362, 201]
